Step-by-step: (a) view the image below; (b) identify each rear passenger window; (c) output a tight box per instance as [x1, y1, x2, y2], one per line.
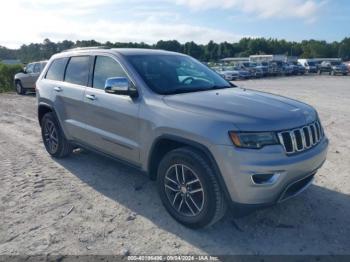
[93, 56, 127, 89]
[65, 56, 90, 86]
[46, 58, 68, 81]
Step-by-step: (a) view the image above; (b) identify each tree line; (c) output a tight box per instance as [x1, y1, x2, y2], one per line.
[1, 37, 350, 64]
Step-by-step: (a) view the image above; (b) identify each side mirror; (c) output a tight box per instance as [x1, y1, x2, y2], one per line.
[22, 67, 27, 74]
[104, 77, 138, 97]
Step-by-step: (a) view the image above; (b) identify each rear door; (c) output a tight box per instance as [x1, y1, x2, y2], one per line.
[21, 63, 35, 88]
[81, 55, 141, 165]
[47, 56, 92, 141]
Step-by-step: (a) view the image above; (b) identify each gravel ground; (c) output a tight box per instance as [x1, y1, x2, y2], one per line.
[0, 75, 349, 256]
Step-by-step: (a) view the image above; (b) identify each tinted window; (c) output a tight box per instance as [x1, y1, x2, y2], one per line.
[65, 56, 90, 86]
[46, 58, 68, 81]
[93, 56, 127, 89]
[33, 63, 41, 73]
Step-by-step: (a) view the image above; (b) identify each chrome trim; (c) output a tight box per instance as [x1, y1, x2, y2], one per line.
[278, 121, 324, 155]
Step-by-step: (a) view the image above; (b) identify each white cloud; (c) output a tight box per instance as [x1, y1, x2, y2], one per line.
[0, 0, 243, 48]
[176, 0, 326, 20]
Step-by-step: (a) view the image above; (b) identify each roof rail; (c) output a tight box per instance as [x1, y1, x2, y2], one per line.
[61, 46, 111, 53]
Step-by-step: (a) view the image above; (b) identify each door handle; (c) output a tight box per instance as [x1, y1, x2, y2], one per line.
[85, 94, 96, 101]
[54, 86, 62, 92]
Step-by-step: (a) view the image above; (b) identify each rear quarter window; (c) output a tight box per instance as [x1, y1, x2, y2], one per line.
[64, 56, 90, 86]
[45, 58, 69, 81]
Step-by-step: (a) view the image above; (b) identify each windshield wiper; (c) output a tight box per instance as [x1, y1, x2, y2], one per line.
[168, 85, 233, 95]
[169, 87, 210, 94]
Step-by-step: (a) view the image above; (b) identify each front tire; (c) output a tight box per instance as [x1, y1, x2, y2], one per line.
[157, 147, 227, 228]
[41, 112, 73, 158]
[15, 81, 26, 95]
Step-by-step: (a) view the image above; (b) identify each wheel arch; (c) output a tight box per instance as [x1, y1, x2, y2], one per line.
[147, 135, 231, 201]
[38, 103, 54, 126]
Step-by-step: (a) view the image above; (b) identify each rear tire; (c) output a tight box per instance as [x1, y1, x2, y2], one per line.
[157, 147, 227, 228]
[41, 112, 73, 158]
[15, 81, 26, 95]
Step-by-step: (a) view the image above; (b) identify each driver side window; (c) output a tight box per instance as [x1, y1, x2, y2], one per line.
[93, 56, 127, 90]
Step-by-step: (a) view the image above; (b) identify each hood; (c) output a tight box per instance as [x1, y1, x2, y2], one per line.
[163, 88, 317, 131]
[14, 72, 26, 79]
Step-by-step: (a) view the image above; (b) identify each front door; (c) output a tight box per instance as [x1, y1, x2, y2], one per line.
[81, 55, 141, 165]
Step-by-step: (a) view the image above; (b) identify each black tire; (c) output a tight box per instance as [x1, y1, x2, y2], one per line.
[15, 81, 26, 95]
[157, 147, 227, 228]
[41, 112, 72, 158]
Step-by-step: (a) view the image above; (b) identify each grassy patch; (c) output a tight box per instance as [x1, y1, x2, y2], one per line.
[0, 63, 23, 93]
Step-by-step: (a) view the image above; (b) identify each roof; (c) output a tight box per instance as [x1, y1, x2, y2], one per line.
[59, 47, 181, 57]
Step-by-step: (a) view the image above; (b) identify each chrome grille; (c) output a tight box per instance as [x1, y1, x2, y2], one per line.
[278, 121, 324, 154]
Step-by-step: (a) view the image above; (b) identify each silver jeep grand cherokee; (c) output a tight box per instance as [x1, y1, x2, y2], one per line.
[36, 47, 328, 228]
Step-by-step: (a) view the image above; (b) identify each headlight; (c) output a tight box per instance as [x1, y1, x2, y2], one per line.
[229, 132, 279, 149]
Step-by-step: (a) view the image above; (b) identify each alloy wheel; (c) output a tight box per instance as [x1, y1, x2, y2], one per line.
[43, 120, 59, 154]
[164, 164, 205, 217]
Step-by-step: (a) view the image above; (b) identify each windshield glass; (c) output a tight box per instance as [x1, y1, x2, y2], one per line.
[308, 62, 315, 66]
[127, 54, 232, 95]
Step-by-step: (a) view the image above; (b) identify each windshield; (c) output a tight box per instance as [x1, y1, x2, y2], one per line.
[308, 62, 315, 66]
[127, 54, 232, 95]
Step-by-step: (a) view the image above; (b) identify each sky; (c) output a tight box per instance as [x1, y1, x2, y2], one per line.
[0, 0, 349, 48]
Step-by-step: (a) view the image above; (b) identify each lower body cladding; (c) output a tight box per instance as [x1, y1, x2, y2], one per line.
[210, 137, 329, 207]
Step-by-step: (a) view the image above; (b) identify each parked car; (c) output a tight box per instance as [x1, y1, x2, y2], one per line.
[288, 62, 306, 75]
[271, 61, 284, 76]
[36, 48, 328, 228]
[257, 62, 270, 76]
[240, 62, 264, 78]
[298, 60, 318, 73]
[344, 61, 350, 72]
[281, 62, 294, 76]
[215, 68, 239, 81]
[256, 63, 269, 77]
[296, 62, 306, 75]
[14, 61, 47, 94]
[318, 61, 348, 75]
[224, 66, 251, 80]
[268, 61, 283, 76]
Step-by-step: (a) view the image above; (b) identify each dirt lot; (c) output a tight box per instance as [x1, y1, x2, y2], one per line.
[0, 75, 349, 256]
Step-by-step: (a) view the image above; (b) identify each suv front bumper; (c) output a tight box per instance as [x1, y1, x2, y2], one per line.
[210, 137, 328, 206]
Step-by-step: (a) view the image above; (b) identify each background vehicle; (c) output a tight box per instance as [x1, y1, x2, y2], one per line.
[343, 61, 350, 72]
[281, 62, 294, 76]
[239, 62, 263, 78]
[225, 66, 251, 79]
[36, 48, 328, 229]
[298, 59, 318, 73]
[14, 61, 47, 94]
[270, 61, 283, 76]
[318, 61, 348, 75]
[256, 63, 269, 76]
[217, 68, 239, 81]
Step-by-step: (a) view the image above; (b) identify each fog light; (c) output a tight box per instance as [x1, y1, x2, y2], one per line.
[251, 172, 281, 185]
